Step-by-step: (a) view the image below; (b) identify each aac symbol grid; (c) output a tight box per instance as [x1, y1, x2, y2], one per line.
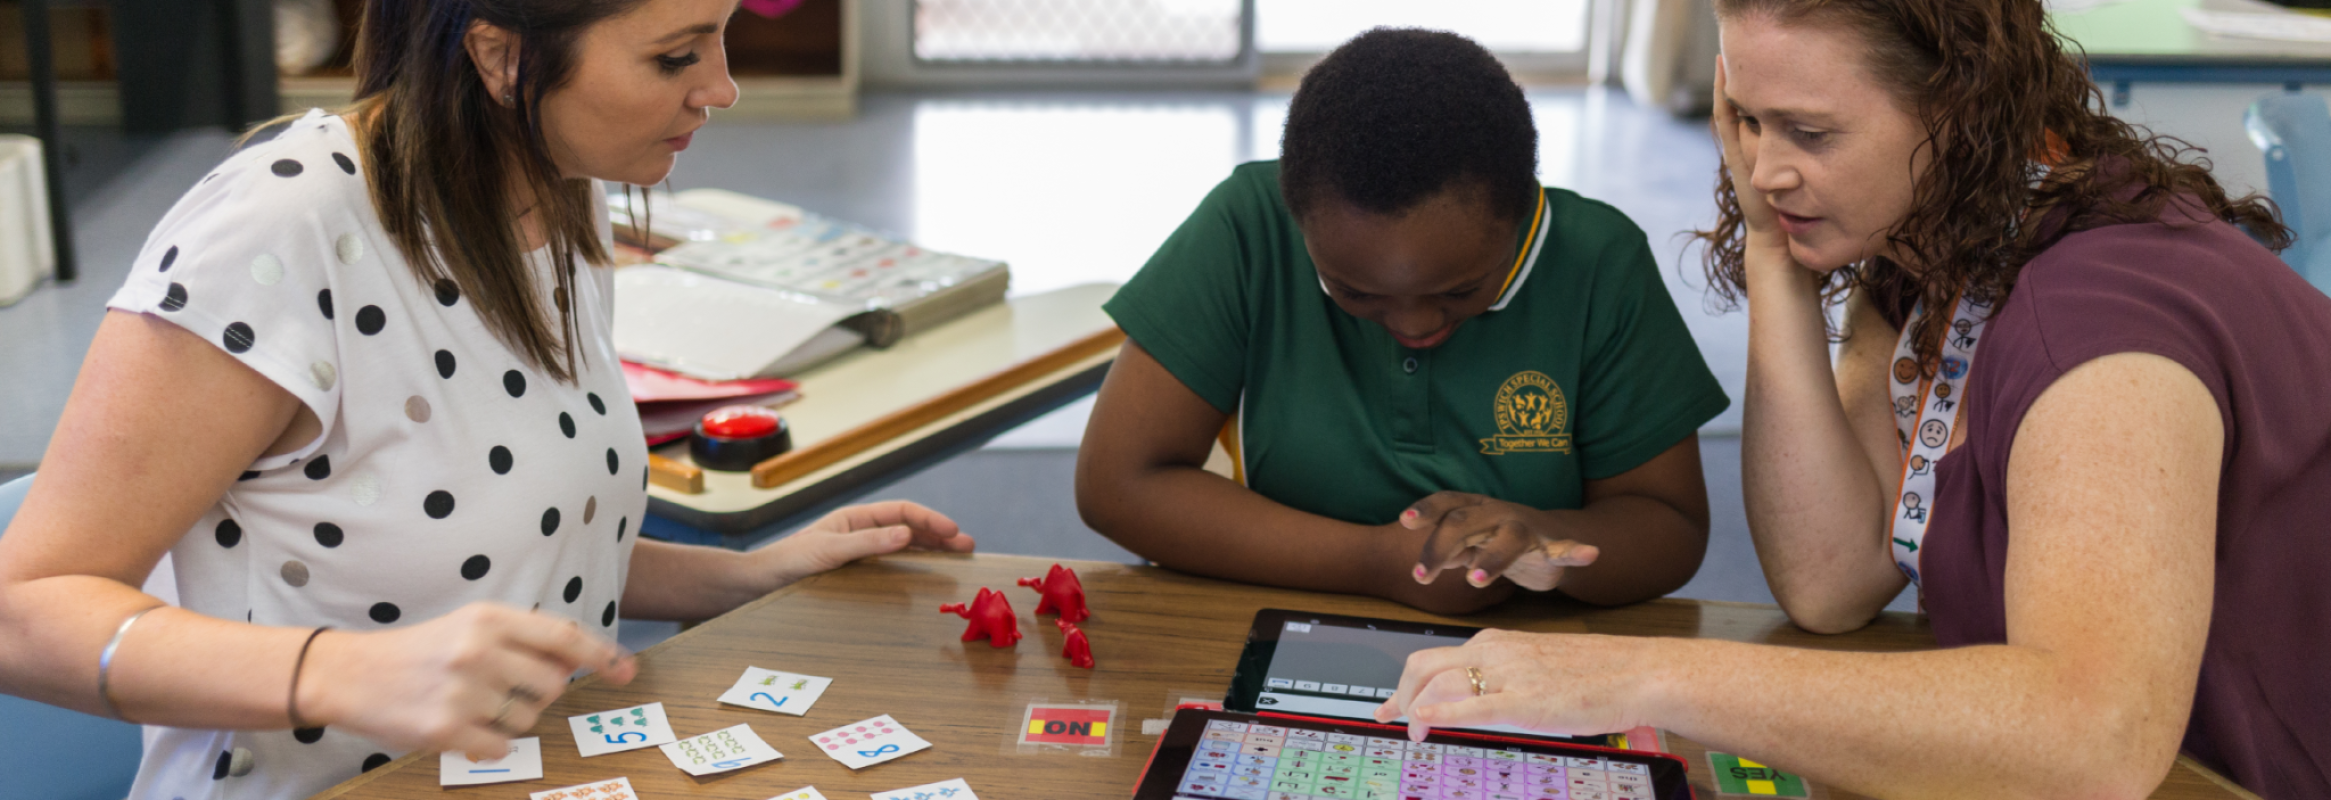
[1268, 677, 1397, 699]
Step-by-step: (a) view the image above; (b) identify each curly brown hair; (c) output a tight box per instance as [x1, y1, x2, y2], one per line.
[1695, 0, 2292, 372]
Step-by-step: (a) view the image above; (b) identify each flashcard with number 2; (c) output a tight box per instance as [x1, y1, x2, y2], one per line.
[808, 714, 930, 769]
[717, 666, 833, 716]
[567, 701, 678, 757]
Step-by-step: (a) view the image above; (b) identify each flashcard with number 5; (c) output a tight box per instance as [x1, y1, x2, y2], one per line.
[808, 714, 930, 769]
[718, 666, 833, 716]
[439, 736, 543, 786]
[659, 723, 784, 776]
[567, 701, 678, 757]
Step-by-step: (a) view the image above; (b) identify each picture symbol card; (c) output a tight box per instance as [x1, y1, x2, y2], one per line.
[659, 723, 784, 776]
[807, 714, 931, 769]
[872, 777, 979, 800]
[567, 701, 679, 757]
[717, 666, 834, 716]
[440, 736, 543, 786]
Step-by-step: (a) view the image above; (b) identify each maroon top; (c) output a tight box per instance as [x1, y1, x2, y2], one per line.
[1908, 200, 2331, 797]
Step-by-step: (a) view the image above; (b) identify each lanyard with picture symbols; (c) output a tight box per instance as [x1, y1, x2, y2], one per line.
[1886, 289, 1990, 590]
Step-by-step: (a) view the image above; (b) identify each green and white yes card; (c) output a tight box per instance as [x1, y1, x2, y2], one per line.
[568, 701, 678, 757]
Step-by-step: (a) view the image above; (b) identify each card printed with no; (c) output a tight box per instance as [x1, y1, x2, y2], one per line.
[567, 701, 678, 757]
[872, 778, 979, 800]
[807, 714, 930, 769]
[658, 723, 784, 776]
[717, 666, 833, 716]
[530, 776, 637, 800]
[440, 736, 543, 786]
[764, 788, 828, 800]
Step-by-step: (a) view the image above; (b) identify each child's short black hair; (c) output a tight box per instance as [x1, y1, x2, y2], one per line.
[1280, 28, 1539, 225]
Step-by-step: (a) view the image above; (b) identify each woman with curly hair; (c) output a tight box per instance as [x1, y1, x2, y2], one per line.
[1380, 1, 2331, 796]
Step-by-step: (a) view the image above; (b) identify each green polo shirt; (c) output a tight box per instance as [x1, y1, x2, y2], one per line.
[1104, 161, 1728, 525]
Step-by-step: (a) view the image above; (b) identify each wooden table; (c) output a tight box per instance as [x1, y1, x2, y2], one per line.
[315, 554, 2254, 800]
[643, 283, 1122, 542]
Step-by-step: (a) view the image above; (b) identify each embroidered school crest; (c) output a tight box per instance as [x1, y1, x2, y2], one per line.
[1480, 370, 1573, 455]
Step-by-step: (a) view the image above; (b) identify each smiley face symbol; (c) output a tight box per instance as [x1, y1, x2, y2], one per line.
[1919, 418, 1949, 448]
[1893, 357, 1920, 384]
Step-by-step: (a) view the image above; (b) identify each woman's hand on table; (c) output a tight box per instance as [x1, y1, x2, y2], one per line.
[756, 500, 976, 586]
[300, 602, 635, 761]
[1402, 492, 1600, 593]
[1373, 629, 1656, 741]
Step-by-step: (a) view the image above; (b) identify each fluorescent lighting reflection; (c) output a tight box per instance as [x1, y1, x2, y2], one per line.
[912, 101, 1245, 295]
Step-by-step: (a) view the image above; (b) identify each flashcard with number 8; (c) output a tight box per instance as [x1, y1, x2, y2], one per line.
[808, 714, 930, 769]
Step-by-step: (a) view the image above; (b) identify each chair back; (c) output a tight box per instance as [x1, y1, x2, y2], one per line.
[2246, 92, 2331, 295]
[0, 473, 146, 800]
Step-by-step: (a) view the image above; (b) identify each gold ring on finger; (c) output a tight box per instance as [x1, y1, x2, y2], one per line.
[508, 684, 543, 705]
[1466, 667, 1487, 697]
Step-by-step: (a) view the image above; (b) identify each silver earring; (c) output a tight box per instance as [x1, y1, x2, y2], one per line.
[502, 89, 516, 106]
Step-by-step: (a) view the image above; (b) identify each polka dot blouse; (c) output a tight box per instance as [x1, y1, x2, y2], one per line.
[104, 109, 649, 800]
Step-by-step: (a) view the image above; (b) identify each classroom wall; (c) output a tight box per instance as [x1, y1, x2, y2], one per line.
[2105, 82, 2331, 202]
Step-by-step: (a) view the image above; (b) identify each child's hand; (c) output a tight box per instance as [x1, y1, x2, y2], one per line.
[1400, 492, 1599, 592]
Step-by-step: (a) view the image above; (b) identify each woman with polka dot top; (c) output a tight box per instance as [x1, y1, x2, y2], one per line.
[0, 2, 974, 799]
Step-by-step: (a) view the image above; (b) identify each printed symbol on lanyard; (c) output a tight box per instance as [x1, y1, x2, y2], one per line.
[1930, 382, 1957, 414]
[1894, 395, 1918, 418]
[1901, 492, 1927, 522]
[1940, 356, 1969, 380]
[1919, 419, 1950, 449]
[858, 743, 901, 758]
[1908, 454, 1932, 478]
[1951, 320, 1979, 350]
[1893, 357, 1921, 385]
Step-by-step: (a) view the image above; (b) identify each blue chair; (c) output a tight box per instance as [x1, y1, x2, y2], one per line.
[0, 473, 145, 800]
[2245, 91, 2331, 296]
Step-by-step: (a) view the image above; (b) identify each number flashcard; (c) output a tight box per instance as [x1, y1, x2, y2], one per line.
[763, 788, 828, 800]
[439, 736, 544, 786]
[529, 776, 638, 800]
[658, 723, 785, 776]
[717, 666, 834, 716]
[567, 702, 679, 757]
[807, 714, 931, 769]
[871, 777, 978, 800]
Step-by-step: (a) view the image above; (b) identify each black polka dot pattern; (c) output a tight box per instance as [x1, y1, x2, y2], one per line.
[317, 289, 333, 319]
[304, 456, 331, 481]
[160, 283, 188, 312]
[559, 412, 576, 438]
[294, 727, 325, 744]
[489, 446, 513, 475]
[461, 555, 490, 580]
[159, 245, 179, 272]
[368, 602, 400, 624]
[362, 753, 391, 772]
[606, 449, 619, 475]
[503, 371, 527, 398]
[564, 577, 582, 603]
[332, 152, 355, 175]
[223, 322, 255, 354]
[355, 305, 386, 335]
[215, 519, 242, 548]
[435, 349, 457, 379]
[313, 522, 343, 548]
[588, 393, 606, 415]
[617, 517, 627, 542]
[271, 159, 304, 177]
[238, 470, 260, 481]
[602, 601, 617, 627]
[540, 507, 560, 536]
[213, 750, 232, 780]
[424, 491, 455, 519]
[434, 279, 460, 307]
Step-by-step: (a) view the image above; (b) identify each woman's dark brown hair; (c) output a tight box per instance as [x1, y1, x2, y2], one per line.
[348, 0, 651, 382]
[1696, 0, 2291, 370]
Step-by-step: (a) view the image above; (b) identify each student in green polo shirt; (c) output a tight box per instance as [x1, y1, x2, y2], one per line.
[1075, 28, 1730, 615]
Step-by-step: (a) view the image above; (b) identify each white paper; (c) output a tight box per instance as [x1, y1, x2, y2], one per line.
[718, 667, 834, 716]
[658, 723, 784, 776]
[439, 737, 543, 786]
[531, 776, 637, 800]
[613, 265, 861, 380]
[567, 702, 679, 757]
[2182, 8, 2331, 44]
[807, 714, 931, 769]
[872, 778, 978, 800]
[764, 788, 828, 800]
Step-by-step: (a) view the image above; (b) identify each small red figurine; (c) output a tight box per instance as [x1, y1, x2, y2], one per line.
[1057, 618, 1094, 669]
[939, 587, 1022, 648]
[1017, 563, 1090, 623]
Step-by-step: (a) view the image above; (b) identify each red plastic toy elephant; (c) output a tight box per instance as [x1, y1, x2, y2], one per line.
[940, 587, 1022, 647]
[1017, 563, 1090, 623]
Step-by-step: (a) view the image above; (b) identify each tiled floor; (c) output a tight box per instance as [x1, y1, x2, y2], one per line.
[0, 88, 1913, 649]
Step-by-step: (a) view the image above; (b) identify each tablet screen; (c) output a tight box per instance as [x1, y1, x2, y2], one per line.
[1228, 609, 1608, 744]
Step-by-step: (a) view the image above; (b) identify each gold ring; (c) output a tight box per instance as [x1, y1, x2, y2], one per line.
[1466, 667, 1487, 697]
